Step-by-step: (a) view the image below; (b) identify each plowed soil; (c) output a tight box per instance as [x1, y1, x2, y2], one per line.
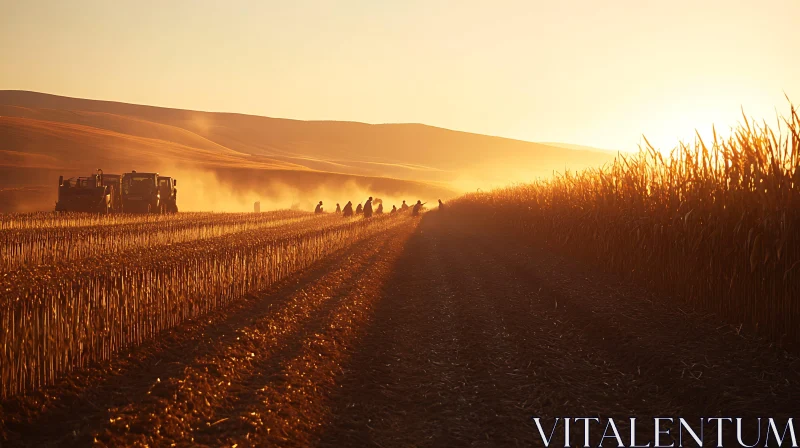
[2, 213, 798, 447]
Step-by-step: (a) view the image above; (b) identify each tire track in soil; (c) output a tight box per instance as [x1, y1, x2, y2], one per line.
[424, 216, 560, 446]
[320, 214, 676, 447]
[0, 221, 414, 448]
[196, 222, 419, 447]
[317, 214, 468, 447]
[456, 216, 800, 420]
[210, 228, 411, 447]
[93, 220, 418, 447]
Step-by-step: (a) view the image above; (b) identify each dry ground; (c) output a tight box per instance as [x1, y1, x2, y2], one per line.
[1, 212, 798, 447]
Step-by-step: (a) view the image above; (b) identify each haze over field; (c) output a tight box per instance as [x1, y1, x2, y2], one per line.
[1, 0, 798, 212]
[0, 90, 614, 212]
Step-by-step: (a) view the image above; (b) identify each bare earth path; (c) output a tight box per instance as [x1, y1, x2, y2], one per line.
[2, 213, 799, 447]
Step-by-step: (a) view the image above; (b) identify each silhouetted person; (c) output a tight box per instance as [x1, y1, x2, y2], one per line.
[315, 201, 324, 214]
[343, 201, 354, 217]
[412, 200, 425, 216]
[356, 203, 363, 214]
[400, 200, 409, 211]
[390, 205, 397, 214]
[376, 203, 384, 214]
[335, 203, 341, 213]
[438, 199, 445, 211]
[363, 197, 373, 218]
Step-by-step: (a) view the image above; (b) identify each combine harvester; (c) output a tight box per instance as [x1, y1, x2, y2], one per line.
[56, 169, 178, 213]
[55, 169, 121, 213]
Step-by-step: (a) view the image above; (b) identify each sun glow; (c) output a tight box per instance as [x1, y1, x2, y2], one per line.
[637, 97, 790, 158]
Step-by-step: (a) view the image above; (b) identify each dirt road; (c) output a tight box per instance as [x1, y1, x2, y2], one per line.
[2, 213, 798, 447]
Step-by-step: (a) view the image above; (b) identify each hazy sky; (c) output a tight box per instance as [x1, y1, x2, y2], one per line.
[2, 0, 799, 151]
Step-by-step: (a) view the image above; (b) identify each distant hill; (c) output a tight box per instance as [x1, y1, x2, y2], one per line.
[0, 90, 615, 212]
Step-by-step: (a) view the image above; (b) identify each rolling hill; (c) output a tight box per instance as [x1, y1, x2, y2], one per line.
[0, 90, 616, 212]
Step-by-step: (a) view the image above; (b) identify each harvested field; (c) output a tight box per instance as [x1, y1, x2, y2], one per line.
[0, 211, 411, 398]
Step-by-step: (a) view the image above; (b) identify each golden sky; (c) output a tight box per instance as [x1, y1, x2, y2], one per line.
[2, 0, 799, 152]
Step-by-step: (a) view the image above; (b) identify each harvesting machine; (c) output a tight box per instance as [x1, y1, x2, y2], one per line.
[55, 169, 121, 213]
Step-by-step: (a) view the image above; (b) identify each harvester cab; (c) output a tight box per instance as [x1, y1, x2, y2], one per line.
[158, 177, 178, 213]
[55, 170, 114, 213]
[121, 171, 161, 213]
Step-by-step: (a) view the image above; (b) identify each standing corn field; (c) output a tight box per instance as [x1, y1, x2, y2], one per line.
[451, 105, 800, 350]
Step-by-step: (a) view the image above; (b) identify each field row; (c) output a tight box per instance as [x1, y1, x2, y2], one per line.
[0, 211, 315, 270]
[0, 213, 414, 398]
[0, 211, 257, 230]
[0, 214, 348, 292]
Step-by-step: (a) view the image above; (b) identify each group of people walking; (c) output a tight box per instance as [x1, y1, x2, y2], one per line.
[314, 197, 445, 217]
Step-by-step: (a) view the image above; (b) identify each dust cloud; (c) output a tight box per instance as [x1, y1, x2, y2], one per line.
[0, 161, 453, 214]
[166, 165, 436, 214]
